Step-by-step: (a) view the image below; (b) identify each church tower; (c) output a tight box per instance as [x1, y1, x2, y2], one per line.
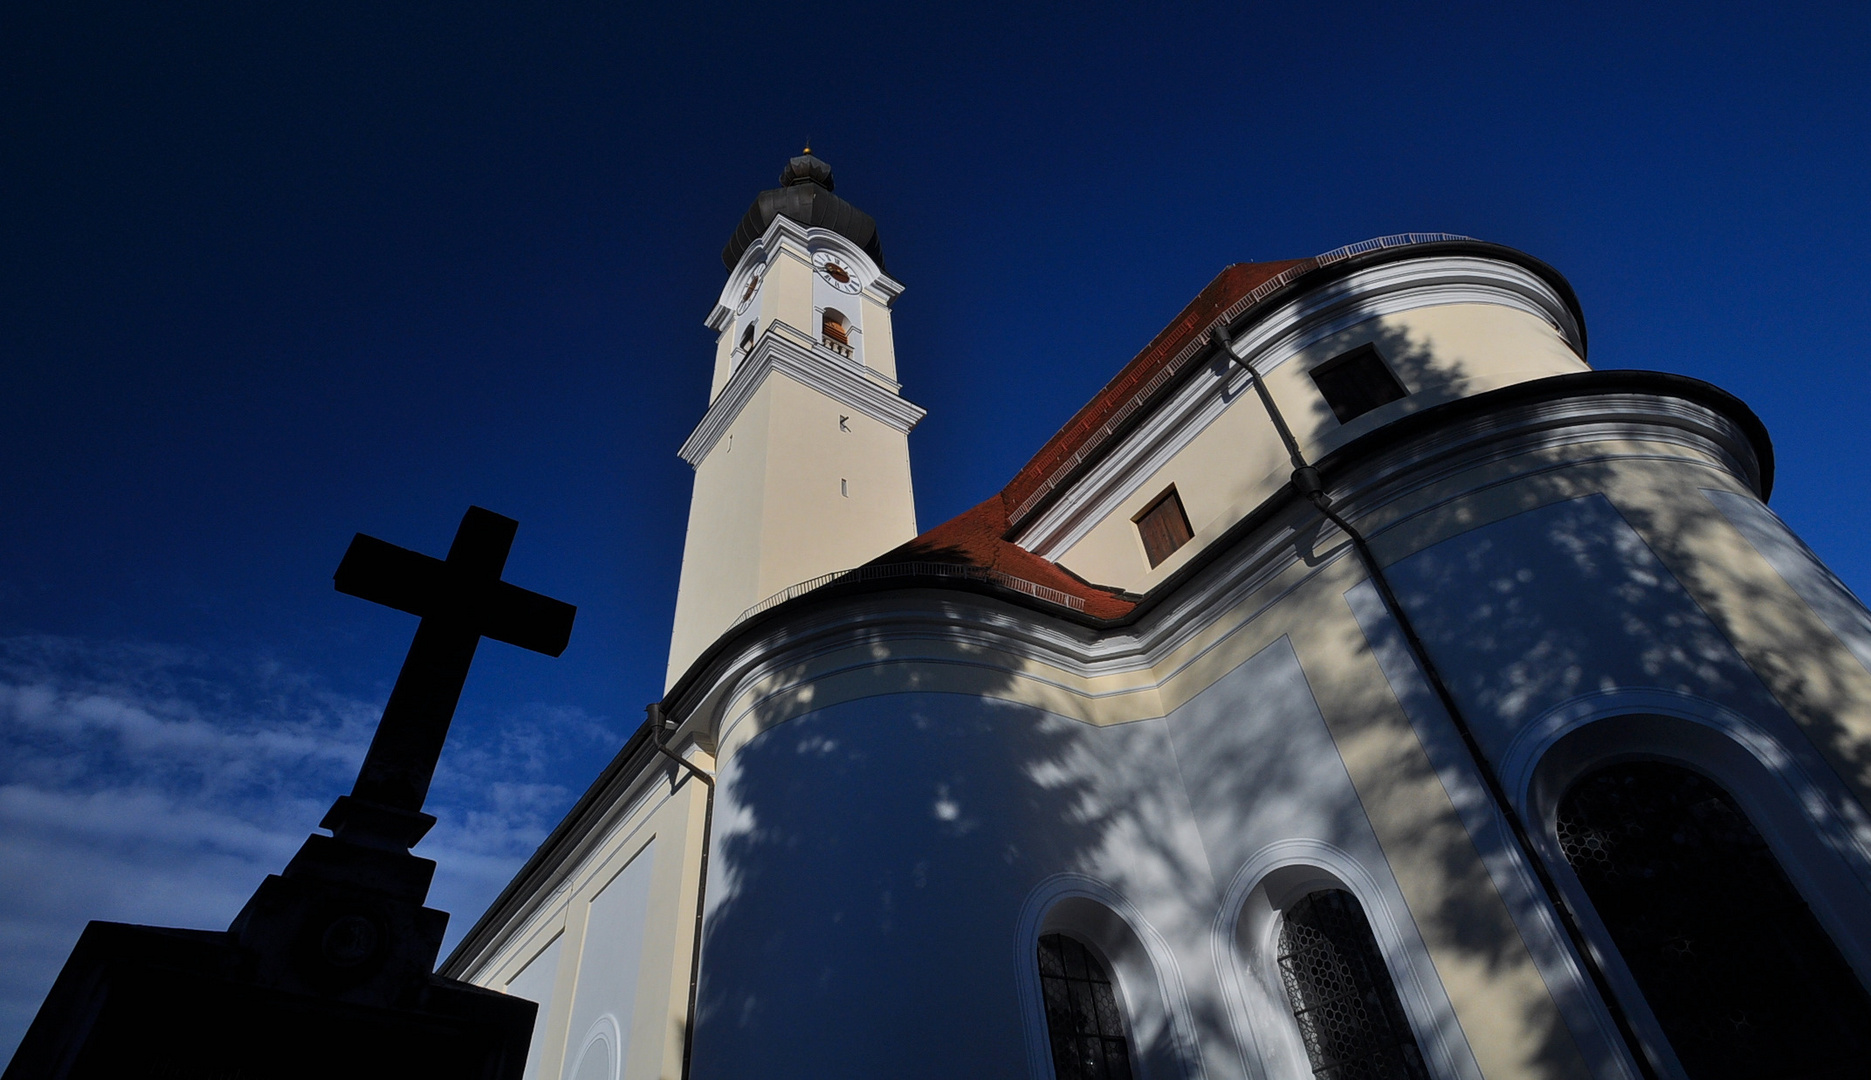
[666, 153, 925, 687]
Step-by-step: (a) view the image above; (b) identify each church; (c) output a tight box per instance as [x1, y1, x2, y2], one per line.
[439, 153, 1871, 1080]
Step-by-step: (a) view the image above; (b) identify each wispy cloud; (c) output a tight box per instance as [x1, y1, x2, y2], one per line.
[0, 634, 616, 1062]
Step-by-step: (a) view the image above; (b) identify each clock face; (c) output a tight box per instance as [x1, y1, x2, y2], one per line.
[734, 267, 764, 314]
[813, 250, 862, 294]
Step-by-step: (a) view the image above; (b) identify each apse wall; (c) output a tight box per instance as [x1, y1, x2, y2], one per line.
[688, 639, 1484, 1080]
[1373, 491, 1871, 1072]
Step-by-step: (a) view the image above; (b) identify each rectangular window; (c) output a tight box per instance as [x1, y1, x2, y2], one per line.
[1134, 486, 1194, 568]
[1309, 344, 1407, 424]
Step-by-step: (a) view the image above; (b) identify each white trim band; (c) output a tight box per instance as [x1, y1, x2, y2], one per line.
[677, 328, 926, 466]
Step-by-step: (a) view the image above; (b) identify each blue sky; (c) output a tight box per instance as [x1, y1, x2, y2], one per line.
[2, 0, 1868, 1059]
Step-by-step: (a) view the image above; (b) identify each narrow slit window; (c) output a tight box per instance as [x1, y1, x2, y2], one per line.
[1310, 344, 1407, 424]
[1038, 934, 1134, 1080]
[1277, 890, 1430, 1080]
[1134, 486, 1193, 568]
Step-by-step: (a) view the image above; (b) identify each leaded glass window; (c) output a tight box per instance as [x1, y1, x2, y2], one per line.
[1557, 761, 1871, 1079]
[1277, 889, 1430, 1080]
[1038, 933, 1134, 1080]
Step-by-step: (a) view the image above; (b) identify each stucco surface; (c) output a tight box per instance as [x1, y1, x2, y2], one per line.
[1057, 301, 1586, 592]
[1388, 495, 1787, 763]
[691, 638, 1495, 1080]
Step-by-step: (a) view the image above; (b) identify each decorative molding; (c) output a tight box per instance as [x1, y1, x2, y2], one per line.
[1705, 488, 1871, 680]
[707, 214, 903, 331]
[734, 559, 1089, 626]
[677, 325, 925, 467]
[698, 518, 1349, 758]
[1223, 255, 1582, 375]
[676, 389, 1767, 759]
[441, 734, 678, 981]
[1340, 392, 1763, 547]
[567, 1014, 620, 1080]
[1345, 584, 1644, 1080]
[1013, 354, 1251, 560]
[1013, 255, 1583, 558]
[1006, 240, 1575, 528]
[1500, 696, 1871, 1078]
[1014, 873, 1207, 1080]
[1499, 688, 1871, 896]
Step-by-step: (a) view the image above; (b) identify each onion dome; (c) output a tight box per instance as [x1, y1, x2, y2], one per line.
[779, 152, 835, 190]
[722, 151, 886, 271]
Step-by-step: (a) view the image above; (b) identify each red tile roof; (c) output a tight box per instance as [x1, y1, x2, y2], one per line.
[872, 495, 1137, 619]
[870, 236, 1486, 619]
[868, 260, 1303, 619]
[998, 260, 1306, 524]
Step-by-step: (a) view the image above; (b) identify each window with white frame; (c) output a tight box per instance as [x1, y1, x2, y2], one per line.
[1276, 889, 1429, 1080]
[1038, 933, 1135, 1080]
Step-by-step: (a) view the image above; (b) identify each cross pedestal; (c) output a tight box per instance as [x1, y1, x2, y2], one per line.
[7, 508, 576, 1080]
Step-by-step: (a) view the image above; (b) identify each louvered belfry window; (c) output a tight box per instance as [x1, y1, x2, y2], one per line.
[1276, 890, 1430, 1080]
[1557, 761, 1871, 1079]
[1134, 486, 1193, 568]
[1038, 934, 1135, 1080]
[822, 309, 849, 346]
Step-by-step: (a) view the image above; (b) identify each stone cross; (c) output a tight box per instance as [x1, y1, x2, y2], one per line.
[4, 508, 567, 1076]
[324, 505, 576, 850]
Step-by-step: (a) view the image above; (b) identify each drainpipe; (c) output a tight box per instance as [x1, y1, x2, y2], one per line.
[647, 702, 714, 1080]
[1213, 330, 1660, 1080]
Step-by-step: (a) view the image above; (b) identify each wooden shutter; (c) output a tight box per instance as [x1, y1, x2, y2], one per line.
[1135, 487, 1193, 567]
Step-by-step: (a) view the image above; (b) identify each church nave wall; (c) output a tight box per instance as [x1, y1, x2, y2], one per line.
[451, 756, 710, 1080]
[686, 629, 1543, 1080]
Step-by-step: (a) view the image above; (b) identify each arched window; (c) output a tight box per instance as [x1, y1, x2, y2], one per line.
[821, 308, 850, 355]
[738, 322, 755, 352]
[1557, 761, 1871, 1078]
[1276, 889, 1429, 1080]
[1037, 933, 1134, 1080]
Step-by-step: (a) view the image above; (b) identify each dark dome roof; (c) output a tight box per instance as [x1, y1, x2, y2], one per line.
[721, 153, 885, 271]
[779, 153, 835, 189]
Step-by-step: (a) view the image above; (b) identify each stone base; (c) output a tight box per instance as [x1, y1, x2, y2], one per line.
[3, 921, 535, 1080]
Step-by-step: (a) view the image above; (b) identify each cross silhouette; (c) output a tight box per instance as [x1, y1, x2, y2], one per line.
[324, 506, 575, 850]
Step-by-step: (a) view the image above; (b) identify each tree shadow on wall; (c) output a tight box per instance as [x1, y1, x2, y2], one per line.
[691, 632, 1125, 1079]
[692, 603, 1583, 1079]
[689, 354, 1871, 1080]
[1351, 401, 1871, 1078]
[1287, 310, 1478, 454]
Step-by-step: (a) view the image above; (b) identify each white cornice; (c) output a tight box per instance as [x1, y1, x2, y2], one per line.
[706, 214, 905, 330]
[1012, 256, 1581, 558]
[666, 386, 1760, 752]
[1014, 356, 1251, 560]
[677, 325, 926, 466]
[1225, 256, 1582, 373]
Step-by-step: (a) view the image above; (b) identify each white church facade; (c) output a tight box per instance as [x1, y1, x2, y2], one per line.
[440, 154, 1871, 1080]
